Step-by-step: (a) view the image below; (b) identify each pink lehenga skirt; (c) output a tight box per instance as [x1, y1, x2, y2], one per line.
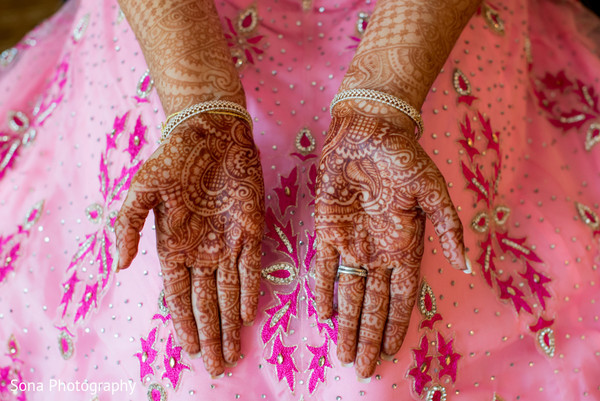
[0, 0, 599, 400]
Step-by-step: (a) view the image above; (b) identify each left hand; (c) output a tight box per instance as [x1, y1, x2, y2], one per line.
[314, 104, 467, 379]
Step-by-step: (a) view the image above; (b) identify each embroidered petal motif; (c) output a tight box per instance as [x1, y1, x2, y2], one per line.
[453, 69, 471, 96]
[266, 334, 298, 392]
[7, 334, 19, 359]
[356, 12, 370, 35]
[457, 116, 480, 161]
[273, 167, 299, 216]
[519, 262, 552, 308]
[418, 281, 437, 319]
[585, 123, 600, 151]
[436, 333, 460, 382]
[576, 202, 599, 230]
[537, 327, 555, 357]
[493, 205, 510, 225]
[425, 384, 447, 401]
[162, 334, 190, 389]
[461, 162, 490, 205]
[295, 128, 316, 155]
[147, 383, 167, 401]
[237, 5, 258, 33]
[262, 262, 297, 285]
[495, 231, 542, 263]
[74, 282, 99, 323]
[496, 276, 532, 314]
[135, 327, 158, 381]
[23, 200, 44, 230]
[471, 211, 489, 233]
[483, 5, 504, 35]
[85, 203, 104, 224]
[136, 70, 154, 99]
[73, 13, 90, 42]
[58, 330, 74, 360]
[307, 339, 332, 394]
[261, 284, 300, 343]
[8, 111, 29, 133]
[408, 335, 433, 395]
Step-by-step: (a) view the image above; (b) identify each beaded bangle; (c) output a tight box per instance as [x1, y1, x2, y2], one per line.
[159, 100, 253, 144]
[330, 88, 424, 140]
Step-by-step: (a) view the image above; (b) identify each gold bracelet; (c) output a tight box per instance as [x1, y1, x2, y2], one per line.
[330, 88, 424, 140]
[159, 100, 253, 144]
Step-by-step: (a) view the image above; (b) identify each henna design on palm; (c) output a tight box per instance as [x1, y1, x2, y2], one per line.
[115, 114, 264, 377]
[315, 103, 465, 378]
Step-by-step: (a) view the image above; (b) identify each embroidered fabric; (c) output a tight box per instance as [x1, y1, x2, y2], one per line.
[0, 0, 599, 400]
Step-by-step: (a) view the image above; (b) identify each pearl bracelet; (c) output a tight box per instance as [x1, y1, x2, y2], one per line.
[330, 88, 424, 140]
[159, 100, 253, 144]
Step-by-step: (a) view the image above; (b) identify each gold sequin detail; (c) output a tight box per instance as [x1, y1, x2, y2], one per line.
[584, 123, 600, 151]
[262, 262, 297, 285]
[575, 202, 599, 230]
[418, 281, 437, 319]
[537, 327, 555, 357]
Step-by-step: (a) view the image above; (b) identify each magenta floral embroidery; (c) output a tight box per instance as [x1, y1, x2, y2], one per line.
[266, 334, 298, 391]
[456, 69, 554, 347]
[307, 339, 332, 393]
[58, 111, 147, 339]
[261, 284, 300, 344]
[273, 167, 299, 215]
[161, 334, 189, 389]
[436, 333, 460, 382]
[408, 336, 433, 395]
[0, 200, 44, 284]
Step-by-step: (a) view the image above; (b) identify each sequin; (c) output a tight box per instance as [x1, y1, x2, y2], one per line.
[22, 200, 44, 230]
[237, 5, 258, 34]
[356, 12, 370, 35]
[585, 122, 600, 151]
[73, 13, 90, 42]
[262, 262, 297, 285]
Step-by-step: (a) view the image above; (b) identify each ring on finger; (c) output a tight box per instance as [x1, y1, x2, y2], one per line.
[337, 265, 368, 278]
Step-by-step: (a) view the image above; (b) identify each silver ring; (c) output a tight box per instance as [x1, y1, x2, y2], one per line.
[337, 265, 368, 278]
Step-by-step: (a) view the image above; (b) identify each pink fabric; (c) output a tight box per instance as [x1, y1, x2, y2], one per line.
[0, 0, 599, 400]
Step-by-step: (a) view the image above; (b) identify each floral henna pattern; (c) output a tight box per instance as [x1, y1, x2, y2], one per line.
[115, 113, 264, 377]
[314, 103, 465, 377]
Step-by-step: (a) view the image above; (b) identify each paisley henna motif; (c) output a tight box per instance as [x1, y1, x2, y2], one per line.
[115, 114, 264, 378]
[315, 103, 466, 378]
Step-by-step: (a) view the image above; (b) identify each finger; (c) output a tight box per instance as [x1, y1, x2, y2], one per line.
[160, 255, 201, 355]
[218, 254, 241, 366]
[415, 165, 467, 271]
[114, 182, 159, 271]
[381, 266, 419, 358]
[336, 265, 366, 366]
[355, 268, 391, 379]
[314, 242, 340, 320]
[381, 209, 424, 358]
[191, 266, 224, 378]
[238, 240, 261, 325]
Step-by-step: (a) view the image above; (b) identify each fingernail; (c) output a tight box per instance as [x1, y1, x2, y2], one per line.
[463, 253, 472, 275]
[113, 252, 120, 272]
[340, 362, 354, 368]
[211, 373, 225, 380]
[356, 376, 371, 383]
[380, 352, 394, 361]
[243, 321, 254, 327]
[189, 351, 202, 360]
[224, 361, 237, 368]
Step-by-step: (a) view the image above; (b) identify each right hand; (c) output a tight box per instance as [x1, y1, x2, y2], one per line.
[115, 113, 265, 378]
